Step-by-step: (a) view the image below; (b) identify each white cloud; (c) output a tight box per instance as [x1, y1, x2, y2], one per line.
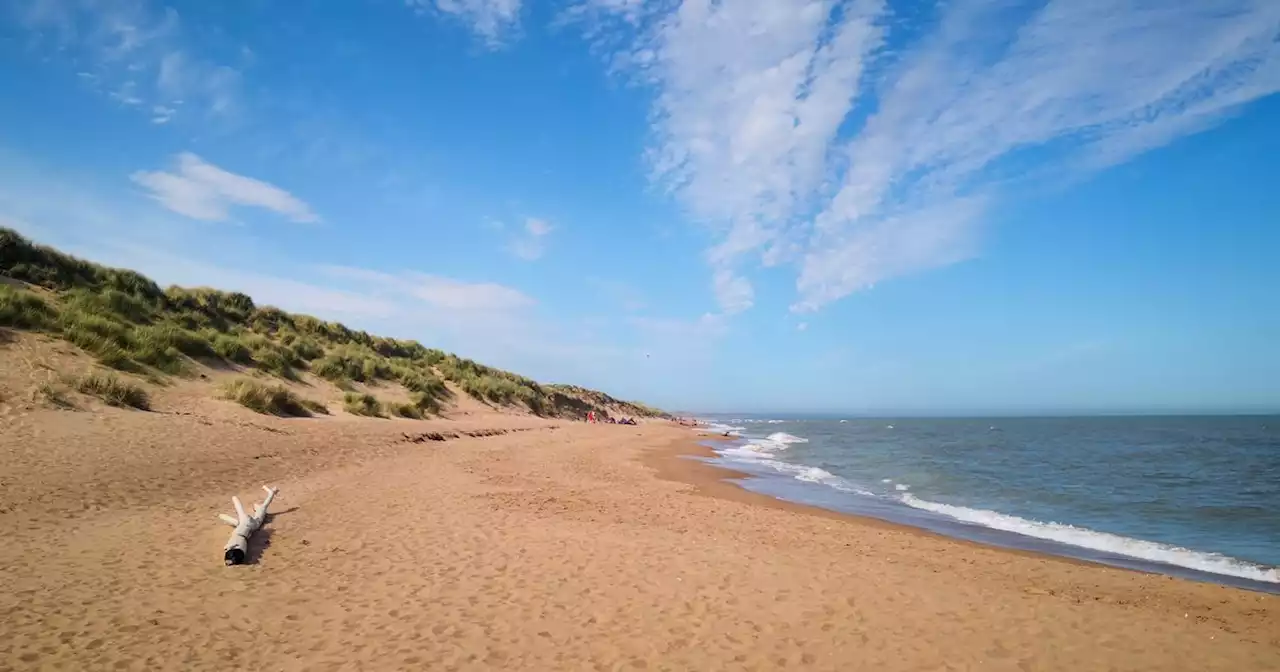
[131, 153, 319, 223]
[711, 268, 754, 315]
[320, 265, 534, 313]
[406, 0, 523, 47]
[795, 197, 985, 311]
[411, 275, 534, 311]
[12, 0, 240, 120]
[796, 321, 808, 332]
[151, 104, 176, 124]
[575, 0, 1280, 313]
[508, 216, 554, 260]
[524, 217, 552, 237]
[155, 49, 239, 116]
[570, 0, 885, 314]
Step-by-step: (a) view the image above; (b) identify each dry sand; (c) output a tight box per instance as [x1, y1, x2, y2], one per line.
[1, 344, 1278, 670]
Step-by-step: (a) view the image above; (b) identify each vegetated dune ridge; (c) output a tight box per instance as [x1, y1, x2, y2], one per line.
[2, 229, 1278, 671]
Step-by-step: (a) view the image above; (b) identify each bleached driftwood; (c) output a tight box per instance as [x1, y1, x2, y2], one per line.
[217, 485, 279, 565]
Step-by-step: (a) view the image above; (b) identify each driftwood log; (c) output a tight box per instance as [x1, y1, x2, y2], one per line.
[217, 485, 278, 565]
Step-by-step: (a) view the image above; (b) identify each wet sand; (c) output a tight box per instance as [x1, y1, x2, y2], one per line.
[2, 395, 1278, 670]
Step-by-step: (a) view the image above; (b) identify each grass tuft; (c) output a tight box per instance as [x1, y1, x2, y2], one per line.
[342, 391, 383, 417]
[299, 398, 330, 415]
[209, 333, 253, 364]
[251, 347, 296, 379]
[0, 285, 57, 329]
[219, 378, 321, 417]
[409, 390, 442, 416]
[388, 402, 423, 419]
[132, 323, 215, 358]
[74, 371, 150, 410]
[131, 342, 186, 375]
[313, 346, 391, 383]
[36, 381, 75, 409]
[287, 337, 325, 362]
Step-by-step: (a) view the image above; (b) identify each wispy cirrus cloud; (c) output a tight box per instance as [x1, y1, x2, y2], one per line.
[507, 217, 555, 260]
[567, 0, 887, 314]
[572, 0, 1280, 314]
[131, 153, 319, 223]
[319, 265, 535, 314]
[11, 0, 242, 122]
[405, 0, 523, 47]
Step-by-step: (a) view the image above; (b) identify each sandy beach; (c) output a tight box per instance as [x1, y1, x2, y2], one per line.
[3, 357, 1278, 672]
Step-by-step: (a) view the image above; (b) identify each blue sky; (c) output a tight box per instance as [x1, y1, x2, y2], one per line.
[1, 0, 1278, 414]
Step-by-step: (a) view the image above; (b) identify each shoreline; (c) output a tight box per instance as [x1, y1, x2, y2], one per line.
[5, 409, 1279, 670]
[649, 430, 1280, 593]
[643, 435, 906, 530]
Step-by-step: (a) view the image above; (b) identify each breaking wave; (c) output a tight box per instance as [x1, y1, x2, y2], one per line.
[899, 494, 1279, 584]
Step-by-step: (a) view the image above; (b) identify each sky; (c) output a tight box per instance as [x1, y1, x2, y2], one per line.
[1, 0, 1278, 415]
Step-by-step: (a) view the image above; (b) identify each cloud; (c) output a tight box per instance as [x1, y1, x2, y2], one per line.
[569, 0, 886, 314]
[12, 0, 241, 121]
[574, 0, 1280, 313]
[413, 275, 534, 311]
[155, 49, 239, 116]
[508, 216, 554, 260]
[151, 105, 176, 124]
[319, 265, 534, 314]
[406, 0, 523, 47]
[795, 196, 985, 311]
[796, 322, 808, 332]
[131, 153, 319, 223]
[524, 217, 552, 237]
[711, 268, 754, 315]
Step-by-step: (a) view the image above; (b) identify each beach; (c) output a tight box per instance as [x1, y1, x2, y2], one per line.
[2, 388, 1278, 671]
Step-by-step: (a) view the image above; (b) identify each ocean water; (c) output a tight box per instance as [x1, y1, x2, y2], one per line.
[696, 415, 1280, 592]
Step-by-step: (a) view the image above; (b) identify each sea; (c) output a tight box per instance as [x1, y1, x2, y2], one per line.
[694, 414, 1280, 593]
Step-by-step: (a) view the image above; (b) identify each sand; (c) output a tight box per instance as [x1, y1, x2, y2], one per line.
[2, 345, 1278, 670]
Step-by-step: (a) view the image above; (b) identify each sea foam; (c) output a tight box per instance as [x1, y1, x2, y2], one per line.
[900, 494, 1280, 584]
[709, 421, 1280, 588]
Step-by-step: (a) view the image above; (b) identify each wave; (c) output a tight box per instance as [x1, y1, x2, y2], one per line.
[709, 434, 1279, 586]
[717, 446, 875, 496]
[732, 432, 809, 456]
[900, 494, 1280, 584]
[702, 422, 745, 435]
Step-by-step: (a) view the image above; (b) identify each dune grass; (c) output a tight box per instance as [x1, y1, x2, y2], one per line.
[342, 391, 383, 417]
[1, 227, 666, 419]
[0, 284, 57, 329]
[36, 381, 75, 409]
[220, 378, 327, 417]
[387, 401, 423, 419]
[74, 371, 150, 410]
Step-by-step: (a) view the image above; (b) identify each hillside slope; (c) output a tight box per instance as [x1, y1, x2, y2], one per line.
[0, 228, 664, 421]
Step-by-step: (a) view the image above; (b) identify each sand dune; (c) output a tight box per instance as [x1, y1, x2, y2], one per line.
[1, 344, 1277, 670]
